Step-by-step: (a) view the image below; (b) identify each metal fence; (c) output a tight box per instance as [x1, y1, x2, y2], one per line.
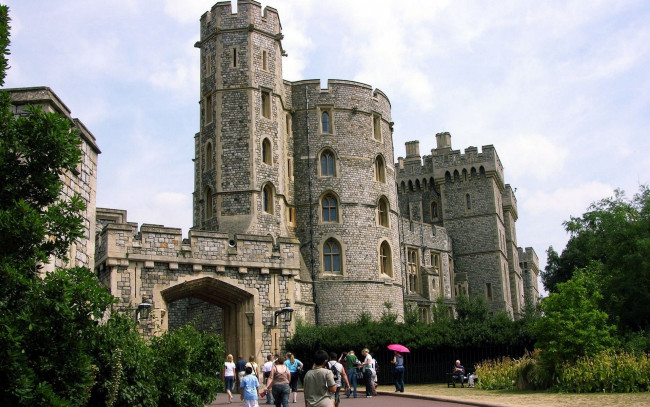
[373, 345, 530, 385]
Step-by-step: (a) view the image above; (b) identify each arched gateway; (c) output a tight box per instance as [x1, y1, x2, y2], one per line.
[95, 209, 302, 361]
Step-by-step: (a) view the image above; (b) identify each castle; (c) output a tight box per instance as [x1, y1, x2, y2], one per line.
[8, 1, 539, 359]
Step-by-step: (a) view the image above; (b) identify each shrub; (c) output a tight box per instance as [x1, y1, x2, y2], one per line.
[555, 350, 650, 393]
[475, 357, 518, 390]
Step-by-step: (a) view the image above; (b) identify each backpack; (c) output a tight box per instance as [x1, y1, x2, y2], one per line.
[329, 361, 340, 382]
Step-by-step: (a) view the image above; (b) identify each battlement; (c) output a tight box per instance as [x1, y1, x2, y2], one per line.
[502, 184, 518, 219]
[290, 79, 391, 116]
[200, 1, 281, 42]
[95, 213, 300, 274]
[518, 247, 538, 266]
[431, 140, 504, 188]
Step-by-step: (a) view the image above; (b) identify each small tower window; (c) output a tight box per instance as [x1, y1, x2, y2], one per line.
[321, 194, 338, 222]
[373, 114, 381, 140]
[320, 150, 336, 177]
[262, 138, 272, 165]
[431, 200, 439, 219]
[377, 197, 389, 227]
[323, 239, 342, 274]
[263, 184, 274, 214]
[232, 48, 237, 67]
[287, 158, 293, 179]
[430, 252, 440, 269]
[486, 283, 493, 300]
[205, 94, 213, 124]
[262, 50, 268, 70]
[380, 241, 393, 277]
[285, 113, 291, 135]
[466, 193, 471, 210]
[261, 90, 271, 119]
[408, 248, 419, 293]
[375, 155, 386, 183]
[320, 109, 332, 133]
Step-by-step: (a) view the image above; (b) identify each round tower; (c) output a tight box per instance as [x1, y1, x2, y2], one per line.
[194, 0, 291, 238]
[291, 80, 404, 324]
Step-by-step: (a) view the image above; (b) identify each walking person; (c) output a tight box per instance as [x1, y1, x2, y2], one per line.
[303, 350, 336, 407]
[342, 350, 359, 398]
[360, 349, 374, 398]
[284, 352, 303, 403]
[240, 366, 260, 407]
[391, 351, 405, 392]
[236, 355, 247, 387]
[267, 355, 291, 407]
[328, 352, 349, 407]
[262, 354, 275, 404]
[223, 354, 237, 403]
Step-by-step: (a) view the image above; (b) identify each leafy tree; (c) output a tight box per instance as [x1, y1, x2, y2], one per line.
[534, 263, 617, 374]
[541, 186, 650, 332]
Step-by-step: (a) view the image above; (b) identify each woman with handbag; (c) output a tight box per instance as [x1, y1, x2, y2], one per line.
[267, 355, 291, 407]
[284, 352, 303, 403]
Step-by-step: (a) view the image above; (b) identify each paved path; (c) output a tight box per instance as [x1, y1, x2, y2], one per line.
[208, 391, 478, 407]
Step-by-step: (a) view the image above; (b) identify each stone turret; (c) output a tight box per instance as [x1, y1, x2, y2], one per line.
[194, 0, 290, 237]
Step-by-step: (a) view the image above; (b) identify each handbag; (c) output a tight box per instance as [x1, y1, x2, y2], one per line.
[355, 370, 364, 381]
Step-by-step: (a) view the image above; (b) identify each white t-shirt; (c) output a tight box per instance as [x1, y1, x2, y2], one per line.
[327, 361, 344, 387]
[262, 361, 274, 374]
[224, 361, 236, 377]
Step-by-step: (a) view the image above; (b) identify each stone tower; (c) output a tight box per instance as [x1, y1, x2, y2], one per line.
[431, 133, 514, 316]
[194, 0, 291, 239]
[291, 80, 404, 324]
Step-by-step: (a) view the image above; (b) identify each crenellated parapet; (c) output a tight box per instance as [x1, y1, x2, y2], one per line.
[431, 137, 504, 190]
[95, 211, 300, 275]
[290, 79, 391, 120]
[199, 1, 282, 46]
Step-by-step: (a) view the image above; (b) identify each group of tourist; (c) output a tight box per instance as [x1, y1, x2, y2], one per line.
[221, 348, 412, 407]
[223, 352, 304, 407]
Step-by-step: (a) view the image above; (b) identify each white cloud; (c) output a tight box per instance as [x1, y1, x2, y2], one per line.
[499, 134, 568, 181]
[521, 181, 614, 217]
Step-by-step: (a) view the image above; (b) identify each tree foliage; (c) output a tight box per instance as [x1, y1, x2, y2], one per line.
[541, 186, 650, 333]
[534, 263, 617, 372]
[0, 7, 224, 405]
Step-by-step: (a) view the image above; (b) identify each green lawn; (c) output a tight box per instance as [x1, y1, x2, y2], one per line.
[382, 383, 650, 407]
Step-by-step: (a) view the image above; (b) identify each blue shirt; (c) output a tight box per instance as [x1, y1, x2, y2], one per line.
[285, 359, 302, 373]
[240, 374, 259, 400]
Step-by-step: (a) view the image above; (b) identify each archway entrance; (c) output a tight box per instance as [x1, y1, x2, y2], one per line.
[159, 277, 258, 359]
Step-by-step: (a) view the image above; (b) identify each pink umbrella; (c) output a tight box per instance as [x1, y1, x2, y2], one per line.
[387, 344, 410, 353]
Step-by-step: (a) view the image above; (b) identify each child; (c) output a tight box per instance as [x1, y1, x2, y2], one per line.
[240, 366, 260, 407]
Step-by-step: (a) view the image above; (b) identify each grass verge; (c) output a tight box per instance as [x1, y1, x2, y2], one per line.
[394, 383, 650, 407]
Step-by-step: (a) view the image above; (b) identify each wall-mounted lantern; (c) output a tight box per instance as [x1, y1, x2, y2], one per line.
[274, 302, 294, 326]
[135, 296, 152, 323]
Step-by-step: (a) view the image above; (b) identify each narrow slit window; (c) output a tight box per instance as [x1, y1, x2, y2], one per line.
[261, 91, 271, 119]
[233, 48, 237, 67]
[321, 110, 331, 133]
[205, 94, 213, 124]
[262, 50, 268, 70]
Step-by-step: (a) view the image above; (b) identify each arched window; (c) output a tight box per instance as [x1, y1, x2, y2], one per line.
[205, 142, 213, 170]
[320, 150, 336, 176]
[431, 200, 439, 219]
[375, 156, 385, 183]
[445, 171, 451, 182]
[323, 239, 342, 273]
[471, 167, 477, 178]
[415, 179, 421, 190]
[262, 138, 272, 165]
[377, 197, 389, 227]
[408, 180, 414, 191]
[465, 193, 471, 210]
[407, 248, 419, 293]
[321, 194, 338, 222]
[380, 241, 392, 277]
[321, 111, 331, 133]
[205, 187, 213, 219]
[263, 184, 274, 214]
[462, 168, 468, 182]
[479, 166, 486, 177]
[400, 181, 406, 193]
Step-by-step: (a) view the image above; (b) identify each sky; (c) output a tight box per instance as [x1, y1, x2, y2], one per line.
[4, 0, 650, 292]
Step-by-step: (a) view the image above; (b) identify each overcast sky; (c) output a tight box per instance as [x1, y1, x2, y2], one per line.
[4, 0, 650, 291]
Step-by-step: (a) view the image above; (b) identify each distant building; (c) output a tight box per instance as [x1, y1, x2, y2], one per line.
[5, 86, 100, 275]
